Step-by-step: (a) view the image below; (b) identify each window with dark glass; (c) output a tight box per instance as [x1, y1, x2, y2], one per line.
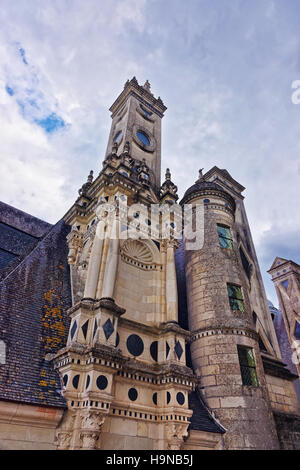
[237, 345, 259, 387]
[227, 283, 245, 312]
[217, 224, 233, 249]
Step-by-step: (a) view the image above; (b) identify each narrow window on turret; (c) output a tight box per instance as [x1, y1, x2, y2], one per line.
[237, 345, 259, 387]
[217, 224, 233, 249]
[227, 283, 245, 312]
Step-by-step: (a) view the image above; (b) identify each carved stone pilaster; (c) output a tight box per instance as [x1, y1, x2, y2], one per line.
[56, 431, 73, 450]
[55, 410, 76, 450]
[79, 410, 106, 450]
[67, 227, 83, 264]
[165, 423, 189, 450]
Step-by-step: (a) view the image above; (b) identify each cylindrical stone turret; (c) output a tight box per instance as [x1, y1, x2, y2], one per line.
[180, 176, 279, 450]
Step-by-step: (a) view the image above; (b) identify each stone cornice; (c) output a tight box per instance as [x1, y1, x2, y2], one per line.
[109, 77, 167, 117]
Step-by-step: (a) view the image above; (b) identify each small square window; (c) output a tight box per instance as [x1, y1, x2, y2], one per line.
[217, 224, 233, 249]
[227, 283, 245, 312]
[237, 345, 259, 387]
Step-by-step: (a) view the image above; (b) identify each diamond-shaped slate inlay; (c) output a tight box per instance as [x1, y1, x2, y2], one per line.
[70, 320, 77, 340]
[174, 341, 183, 360]
[81, 320, 89, 340]
[103, 318, 114, 340]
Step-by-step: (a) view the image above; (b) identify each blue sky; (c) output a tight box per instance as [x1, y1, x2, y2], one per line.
[0, 0, 300, 305]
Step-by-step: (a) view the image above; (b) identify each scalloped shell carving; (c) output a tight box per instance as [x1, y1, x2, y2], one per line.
[121, 240, 153, 264]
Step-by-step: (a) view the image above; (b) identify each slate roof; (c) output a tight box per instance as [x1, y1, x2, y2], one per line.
[189, 389, 226, 434]
[0, 218, 71, 408]
[0, 201, 52, 276]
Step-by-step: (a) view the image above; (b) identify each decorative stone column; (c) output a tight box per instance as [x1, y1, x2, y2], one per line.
[84, 219, 105, 299]
[101, 217, 120, 299]
[165, 240, 179, 323]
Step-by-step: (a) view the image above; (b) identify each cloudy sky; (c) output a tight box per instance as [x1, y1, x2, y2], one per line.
[0, 0, 300, 305]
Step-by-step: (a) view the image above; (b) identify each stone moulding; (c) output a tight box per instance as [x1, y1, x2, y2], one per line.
[190, 326, 259, 344]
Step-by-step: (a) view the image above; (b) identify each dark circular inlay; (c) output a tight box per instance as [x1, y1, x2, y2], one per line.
[126, 334, 144, 357]
[150, 341, 158, 362]
[86, 375, 90, 389]
[63, 374, 68, 387]
[115, 332, 120, 348]
[96, 375, 108, 390]
[72, 374, 80, 389]
[176, 392, 185, 406]
[153, 392, 157, 405]
[167, 391, 171, 404]
[128, 388, 138, 401]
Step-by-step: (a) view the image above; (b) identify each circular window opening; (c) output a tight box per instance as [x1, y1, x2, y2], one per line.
[114, 130, 122, 143]
[136, 131, 150, 146]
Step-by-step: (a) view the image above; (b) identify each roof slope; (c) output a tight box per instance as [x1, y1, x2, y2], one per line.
[0, 219, 71, 408]
[0, 201, 52, 276]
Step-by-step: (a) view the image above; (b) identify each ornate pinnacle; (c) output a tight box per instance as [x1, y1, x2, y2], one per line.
[112, 141, 118, 154]
[196, 168, 204, 182]
[123, 141, 130, 153]
[87, 170, 93, 184]
[166, 168, 171, 181]
[143, 79, 151, 91]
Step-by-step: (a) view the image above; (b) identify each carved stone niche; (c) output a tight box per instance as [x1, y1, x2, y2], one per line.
[79, 410, 106, 450]
[165, 423, 189, 450]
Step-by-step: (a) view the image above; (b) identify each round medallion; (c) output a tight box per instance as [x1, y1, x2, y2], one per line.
[63, 374, 68, 387]
[167, 391, 171, 404]
[176, 392, 185, 406]
[153, 392, 157, 405]
[72, 375, 80, 389]
[128, 388, 138, 401]
[96, 375, 108, 390]
[150, 341, 158, 362]
[127, 334, 144, 357]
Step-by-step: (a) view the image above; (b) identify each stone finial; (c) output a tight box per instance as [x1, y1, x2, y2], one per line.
[87, 170, 93, 184]
[78, 170, 94, 196]
[143, 79, 151, 91]
[196, 168, 204, 182]
[160, 167, 178, 201]
[112, 141, 118, 154]
[123, 141, 130, 153]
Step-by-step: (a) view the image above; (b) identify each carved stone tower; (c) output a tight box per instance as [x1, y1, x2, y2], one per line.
[105, 77, 165, 191]
[268, 257, 300, 377]
[53, 78, 195, 450]
[180, 170, 280, 450]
